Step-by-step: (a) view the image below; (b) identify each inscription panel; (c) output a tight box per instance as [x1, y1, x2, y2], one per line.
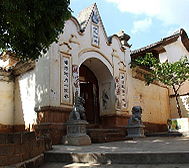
[61, 56, 71, 104]
[120, 73, 127, 109]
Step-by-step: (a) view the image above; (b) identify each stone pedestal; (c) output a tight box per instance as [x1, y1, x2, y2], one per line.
[126, 124, 146, 138]
[62, 120, 91, 146]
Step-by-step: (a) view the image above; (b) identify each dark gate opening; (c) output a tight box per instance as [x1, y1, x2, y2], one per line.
[79, 65, 99, 125]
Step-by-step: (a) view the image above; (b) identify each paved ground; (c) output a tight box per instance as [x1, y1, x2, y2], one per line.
[47, 136, 189, 153]
[40, 162, 189, 168]
[40, 136, 189, 168]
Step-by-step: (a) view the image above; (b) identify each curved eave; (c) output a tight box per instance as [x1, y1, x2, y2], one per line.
[70, 16, 84, 35]
[131, 29, 184, 58]
[108, 34, 126, 51]
[180, 28, 189, 53]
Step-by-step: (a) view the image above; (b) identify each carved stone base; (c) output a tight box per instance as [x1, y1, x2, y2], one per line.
[62, 120, 91, 146]
[63, 135, 91, 146]
[126, 124, 146, 138]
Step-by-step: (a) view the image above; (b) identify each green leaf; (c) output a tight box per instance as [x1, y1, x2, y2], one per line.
[0, 0, 72, 61]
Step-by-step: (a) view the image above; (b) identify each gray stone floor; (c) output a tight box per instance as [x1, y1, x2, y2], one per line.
[40, 162, 189, 168]
[40, 136, 189, 168]
[48, 136, 189, 154]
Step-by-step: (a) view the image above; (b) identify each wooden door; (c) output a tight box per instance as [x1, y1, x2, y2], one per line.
[80, 83, 94, 123]
[79, 65, 99, 124]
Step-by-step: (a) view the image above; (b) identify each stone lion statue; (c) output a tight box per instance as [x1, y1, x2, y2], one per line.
[68, 97, 86, 121]
[128, 106, 143, 125]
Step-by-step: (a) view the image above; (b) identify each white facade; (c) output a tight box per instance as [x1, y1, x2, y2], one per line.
[1, 3, 187, 136]
[34, 4, 130, 118]
[159, 34, 189, 118]
[0, 79, 14, 125]
[14, 70, 36, 130]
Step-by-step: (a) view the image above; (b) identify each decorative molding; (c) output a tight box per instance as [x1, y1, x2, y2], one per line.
[132, 66, 167, 88]
[100, 113, 130, 117]
[12, 61, 35, 76]
[111, 49, 126, 71]
[78, 48, 113, 68]
[59, 42, 72, 56]
[0, 61, 35, 80]
[34, 106, 72, 112]
[111, 49, 119, 59]
[119, 68, 126, 72]
[0, 76, 12, 82]
[118, 61, 126, 70]
[132, 66, 148, 81]
[0, 69, 11, 76]
[69, 34, 80, 45]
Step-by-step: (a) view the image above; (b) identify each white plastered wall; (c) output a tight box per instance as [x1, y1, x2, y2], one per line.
[35, 52, 50, 108]
[14, 69, 36, 129]
[125, 48, 171, 124]
[34, 5, 171, 125]
[47, 13, 128, 117]
[0, 80, 14, 125]
[159, 37, 189, 118]
[163, 37, 189, 62]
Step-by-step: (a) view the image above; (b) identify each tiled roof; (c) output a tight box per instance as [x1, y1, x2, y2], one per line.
[76, 3, 111, 44]
[131, 29, 181, 56]
[77, 3, 96, 32]
[0, 52, 35, 75]
[131, 28, 189, 57]
[0, 51, 19, 70]
[76, 3, 130, 48]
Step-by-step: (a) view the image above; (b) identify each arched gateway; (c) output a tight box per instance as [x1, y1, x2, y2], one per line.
[79, 57, 113, 125]
[34, 3, 131, 144]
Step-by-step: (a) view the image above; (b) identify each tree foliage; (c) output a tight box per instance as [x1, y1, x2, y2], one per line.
[0, 0, 72, 61]
[130, 53, 189, 118]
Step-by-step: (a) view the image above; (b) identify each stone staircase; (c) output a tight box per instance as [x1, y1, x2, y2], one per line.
[145, 131, 183, 137]
[42, 136, 189, 166]
[87, 128, 131, 143]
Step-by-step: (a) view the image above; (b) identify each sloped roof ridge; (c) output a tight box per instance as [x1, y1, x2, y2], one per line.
[77, 3, 96, 32]
[76, 3, 125, 48]
[131, 28, 182, 55]
[77, 4, 110, 42]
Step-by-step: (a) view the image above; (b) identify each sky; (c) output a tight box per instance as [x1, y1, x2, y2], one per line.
[70, 0, 189, 51]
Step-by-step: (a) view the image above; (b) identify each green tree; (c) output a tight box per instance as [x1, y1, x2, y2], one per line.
[130, 53, 189, 118]
[0, 0, 72, 61]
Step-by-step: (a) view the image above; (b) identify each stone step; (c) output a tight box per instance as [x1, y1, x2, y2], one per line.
[88, 133, 129, 143]
[43, 151, 189, 164]
[87, 128, 127, 143]
[87, 128, 119, 133]
[86, 124, 99, 129]
[146, 132, 183, 137]
[40, 162, 189, 168]
[43, 136, 189, 165]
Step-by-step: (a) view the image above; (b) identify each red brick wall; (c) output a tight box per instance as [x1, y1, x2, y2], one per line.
[144, 122, 167, 133]
[100, 115, 130, 128]
[100, 115, 168, 134]
[0, 132, 48, 166]
[35, 107, 71, 145]
[35, 123, 66, 145]
[0, 124, 25, 133]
